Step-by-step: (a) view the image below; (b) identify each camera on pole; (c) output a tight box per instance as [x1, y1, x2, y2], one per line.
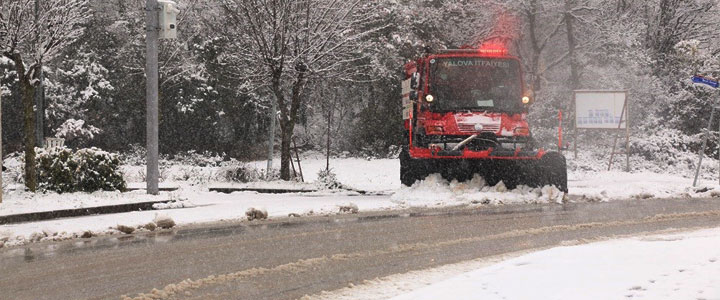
[158, 0, 179, 40]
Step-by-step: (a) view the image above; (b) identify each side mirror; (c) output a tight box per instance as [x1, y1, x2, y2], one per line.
[410, 72, 420, 90]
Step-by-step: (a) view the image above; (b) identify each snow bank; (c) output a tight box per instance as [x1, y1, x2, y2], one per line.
[392, 174, 563, 207]
[0, 189, 166, 217]
[569, 171, 720, 201]
[0, 191, 397, 247]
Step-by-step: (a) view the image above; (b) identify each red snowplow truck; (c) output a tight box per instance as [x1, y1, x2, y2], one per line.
[400, 45, 568, 192]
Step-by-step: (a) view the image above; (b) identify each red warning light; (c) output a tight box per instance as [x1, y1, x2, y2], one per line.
[477, 42, 508, 56]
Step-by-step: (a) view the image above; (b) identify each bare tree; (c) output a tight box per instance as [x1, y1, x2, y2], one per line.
[645, 0, 716, 61]
[0, 0, 89, 191]
[513, 0, 566, 93]
[219, 0, 380, 180]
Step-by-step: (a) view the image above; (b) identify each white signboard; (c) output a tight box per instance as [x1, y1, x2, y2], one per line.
[575, 91, 627, 129]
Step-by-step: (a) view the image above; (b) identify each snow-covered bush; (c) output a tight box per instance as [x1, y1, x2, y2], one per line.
[2, 152, 26, 186]
[74, 148, 126, 192]
[630, 129, 700, 162]
[221, 161, 264, 183]
[36, 148, 77, 193]
[317, 168, 343, 189]
[171, 150, 225, 167]
[119, 144, 147, 165]
[36, 147, 126, 193]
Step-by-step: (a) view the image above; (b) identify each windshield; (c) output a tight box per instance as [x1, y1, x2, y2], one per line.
[429, 57, 523, 112]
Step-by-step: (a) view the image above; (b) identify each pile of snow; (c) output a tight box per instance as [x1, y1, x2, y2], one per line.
[154, 214, 176, 229]
[151, 200, 195, 210]
[245, 207, 268, 221]
[392, 174, 564, 207]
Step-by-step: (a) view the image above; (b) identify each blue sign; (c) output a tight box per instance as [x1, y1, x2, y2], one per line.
[577, 109, 622, 126]
[692, 75, 719, 88]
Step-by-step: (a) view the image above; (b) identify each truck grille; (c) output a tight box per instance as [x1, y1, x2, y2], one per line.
[458, 123, 500, 133]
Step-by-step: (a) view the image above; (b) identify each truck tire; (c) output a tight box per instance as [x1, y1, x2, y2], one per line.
[540, 152, 568, 192]
[400, 147, 425, 186]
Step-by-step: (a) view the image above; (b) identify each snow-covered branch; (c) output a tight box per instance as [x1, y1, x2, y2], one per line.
[1, 0, 89, 75]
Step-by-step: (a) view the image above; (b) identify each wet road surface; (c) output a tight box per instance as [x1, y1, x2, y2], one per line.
[2, 197, 720, 300]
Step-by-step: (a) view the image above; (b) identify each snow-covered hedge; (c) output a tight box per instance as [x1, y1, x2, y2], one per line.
[222, 163, 264, 183]
[317, 168, 343, 189]
[37, 147, 126, 193]
[36, 148, 76, 193]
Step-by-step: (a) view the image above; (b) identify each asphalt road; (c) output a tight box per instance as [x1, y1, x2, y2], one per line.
[2, 197, 720, 300]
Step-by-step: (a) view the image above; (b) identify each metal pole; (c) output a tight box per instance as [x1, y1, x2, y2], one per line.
[146, 0, 159, 195]
[573, 92, 578, 159]
[266, 100, 277, 179]
[558, 110, 563, 152]
[693, 97, 719, 187]
[293, 138, 304, 182]
[326, 104, 331, 172]
[34, 0, 44, 148]
[608, 99, 627, 171]
[625, 95, 630, 172]
[1, 92, 3, 204]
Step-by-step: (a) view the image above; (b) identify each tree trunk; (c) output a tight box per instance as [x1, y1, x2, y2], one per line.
[22, 81, 36, 191]
[279, 117, 295, 181]
[564, 0, 581, 136]
[10, 54, 38, 192]
[269, 70, 293, 181]
[526, 0, 543, 92]
[326, 102, 332, 172]
[278, 70, 307, 181]
[564, 0, 580, 91]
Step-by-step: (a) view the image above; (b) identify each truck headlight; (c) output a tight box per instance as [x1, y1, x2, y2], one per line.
[522, 96, 530, 104]
[425, 94, 434, 103]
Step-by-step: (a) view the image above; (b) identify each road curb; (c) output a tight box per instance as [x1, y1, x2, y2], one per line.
[0, 200, 174, 225]
[208, 187, 377, 195]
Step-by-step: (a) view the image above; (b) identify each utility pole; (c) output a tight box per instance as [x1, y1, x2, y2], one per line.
[146, 0, 160, 195]
[266, 101, 277, 179]
[34, 0, 45, 148]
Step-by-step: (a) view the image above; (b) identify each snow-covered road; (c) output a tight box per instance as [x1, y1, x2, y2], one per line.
[317, 228, 720, 300]
[3, 198, 720, 300]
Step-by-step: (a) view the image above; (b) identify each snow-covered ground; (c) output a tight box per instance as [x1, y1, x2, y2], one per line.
[307, 228, 720, 300]
[1, 153, 719, 247]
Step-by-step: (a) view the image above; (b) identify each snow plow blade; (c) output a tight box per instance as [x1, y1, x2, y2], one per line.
[400, 149, 568, 193]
